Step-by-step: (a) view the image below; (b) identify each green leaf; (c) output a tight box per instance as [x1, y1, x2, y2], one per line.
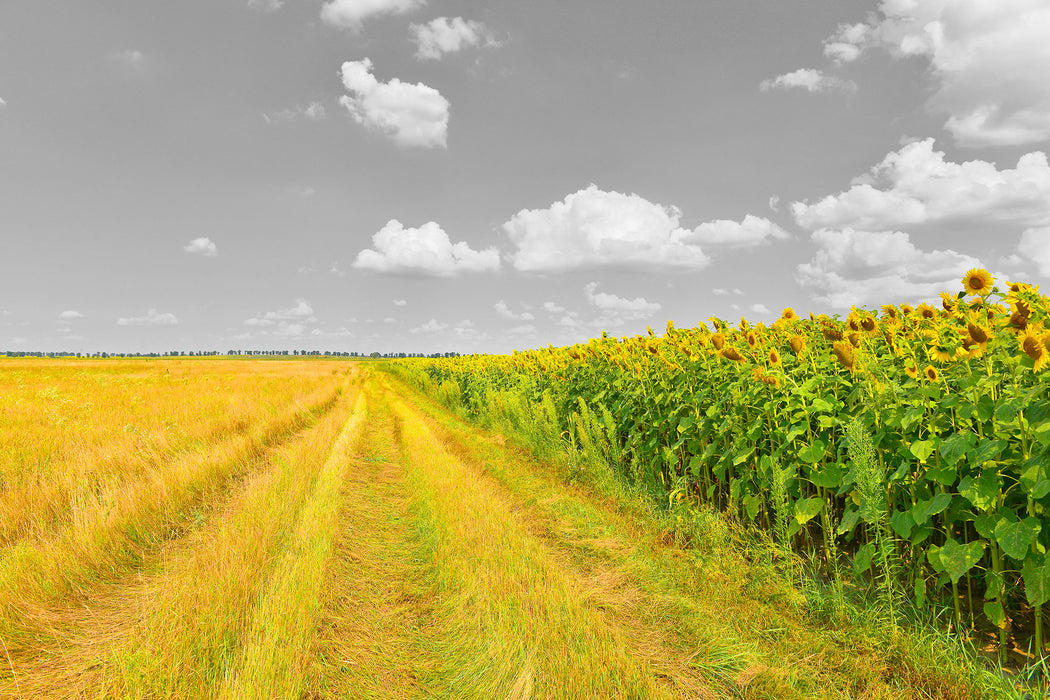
[798, 440, 826, 464]
[995, 397, 1024, 423]
[911, 493, 953, 526]
[939, 432, 977, 467]
[732, 444, 755, 466]
[959, 472, 1000, 513]
[890, 510, 915, 539]
[984, 600, 1007, 629]
[810, 462, 845, 488]
[937, 538, 986, 584]
[809, 397, 834, 413]
[1034, 421, 1050, 447]
[975, 395, 995, 423]
[914, 575, 927, 608]
[925, 465, 957, 486]
[967, 438, 1005, 466]
[794, 497, 825, 525]
[1023, 554, 1050, 608]
[837, 507, 861, 536]
[909, 439, 937, 463]
[901, 406, 925, 432]
[995, 517, 1042, 561]
[854, 543, 875, 574]
[974, 515, 997, 539]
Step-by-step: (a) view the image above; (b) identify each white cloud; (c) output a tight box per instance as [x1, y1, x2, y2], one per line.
[263, 102, 326, 124]
[507, 324, 537, 336]
[503, 186, 710, 272]
[353, 219, 499, 277]
[712, 288, 729, 296]
[243, 299, 317, 331]
[768, 195, 780, 212]
[791, 139, 1050, 232]
[822, 1, 1050, 147]
[338, 58, 449, 148]
[184, 237, 218, 256]
[117, 309, 179, 326]
[503, 186, 784, 272]
[58, 310, 83, 320]
[383, 317, 397, 324]
[584, 282, 660, 318]
[796, 228, 981, 308]
[1018, 228, 1050, 276]
[750, 303, 771, 314]
[321, 0, 424, 31]
[759, 68, 857, 94]
[494, 301, 535, 321]
[410, 319, 448, 334]
[543, 302, 569, 314]
[689, 215, 790, 248]
[247, 0, 283, 11]
[113, 49, 144, 69]
[0, 97, 6, 108]
[410, 17, 498, 61]
[393, 299, 408, 306]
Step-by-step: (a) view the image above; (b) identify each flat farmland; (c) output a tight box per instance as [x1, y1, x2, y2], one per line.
[0, 359, 1008, 698]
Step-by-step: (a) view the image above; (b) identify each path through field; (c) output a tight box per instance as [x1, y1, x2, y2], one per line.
[0, 365, 977, 699]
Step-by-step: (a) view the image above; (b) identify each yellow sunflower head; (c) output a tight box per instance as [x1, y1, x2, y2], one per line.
[768, 347, 781, 365]
[881, 304, 899, 321]
[746, 331, 759, 348]
[781, 307, 798, 321]
[905, 362, 919, 379]
[711, 332, 726, 350]
[860, 315, 877, 334]
[721, 345, 745, 363]
[915, 303, 939, 321]
[962, 268, 994, 297]
[1021, 326, 1049, 372]
[789, 335, 805, 355]
[900, 302, 915, 315]
[832, 341, 856, 372]
[925, 365, 940, 382]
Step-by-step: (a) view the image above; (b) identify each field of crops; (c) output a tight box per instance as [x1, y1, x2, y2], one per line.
[393, 271, 1050, 665]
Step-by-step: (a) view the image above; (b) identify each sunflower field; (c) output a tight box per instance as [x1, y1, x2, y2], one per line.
[389, 271, 1050, 662]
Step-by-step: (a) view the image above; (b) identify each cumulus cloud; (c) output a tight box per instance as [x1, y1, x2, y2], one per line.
[242, 300, 319, 337]
[821, 0, 1050, 146]
[393, 299, 408, 306]
[410, 17, 498, 60]
[184, 237, 218, 256]
[503, 186, 785, 272]
[58, 310, 83, 320]
[584, 282, 661, 318]
[410, 319, 448, 334]
[321, 0, 424, 31]
[353, 219, 499, 276]
[338, 58, 449, 148]
[263, 102, 326, 124]
[689, 215, 790, 248]
[494, 301, 535, 321]
[117, 309, 179, 326]
[0, 97, 6, 107]
[504, 186, 706, 272]
[113, 49, 144, 69]
[796, 228, 981, 308]
[791, 139, 1050, 232]
[759, 68, 856, 93]
[750, 303, 772, 314]
[1019, 228, 1050, 276]
[247, 0, 283, 11]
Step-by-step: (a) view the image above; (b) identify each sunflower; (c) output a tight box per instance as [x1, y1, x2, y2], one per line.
[925, 365, 940, 382]
[940, 291, 958, 312]
[928, 341, 956, 363]
[746, 331, 759, 348]
[848, 332, 862, 348]
[915, 303, 938, 321]
[905, 362, 919, 379]
[738, 317, 750, 332]
[881, 304, 899, 321]
[721, 346, 745, 363]
[768, 347, 781, 365]
[821, 322, 844, 342]
[666, 320, 675, 335]
[781, 307, 799, 321]
[789, 335, 805, 355]
[962, 268, 994, 297]
[900, 302, 915, 315]
[1020, 326, 1049, 372]
[832, 341, 856, 371]
[860, 315, 877, 333]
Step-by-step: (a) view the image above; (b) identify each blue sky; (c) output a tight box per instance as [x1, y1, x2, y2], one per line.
[2, 0, 1049, 353]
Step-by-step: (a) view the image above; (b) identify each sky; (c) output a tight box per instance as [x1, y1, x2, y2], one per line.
[1, 0, 1049, 354]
